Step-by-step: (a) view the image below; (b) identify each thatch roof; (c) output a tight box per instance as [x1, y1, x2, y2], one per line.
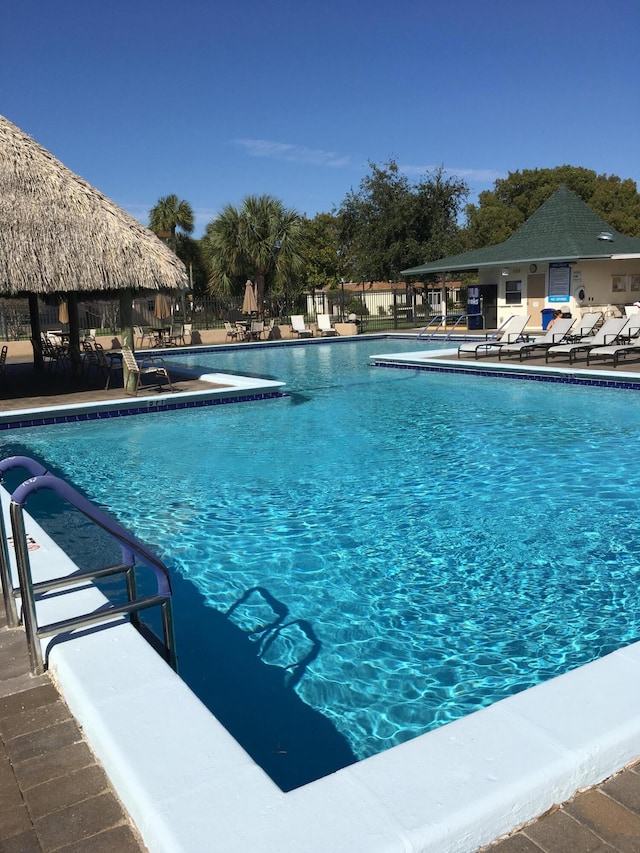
[0, 115, 188, 296]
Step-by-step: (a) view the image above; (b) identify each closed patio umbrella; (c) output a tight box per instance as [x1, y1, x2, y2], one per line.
[242, 280, 258, 315]
[58, 301, 69, 325]
[154, 293, 171, 321]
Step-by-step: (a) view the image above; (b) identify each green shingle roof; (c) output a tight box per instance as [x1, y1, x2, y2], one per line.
[402, 186, 640, 276]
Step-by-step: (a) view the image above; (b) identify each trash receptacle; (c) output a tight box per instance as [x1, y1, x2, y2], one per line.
[541, 308, 556, 330]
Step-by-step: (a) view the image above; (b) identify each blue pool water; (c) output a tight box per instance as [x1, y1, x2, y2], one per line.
[3, 337, 640, 789]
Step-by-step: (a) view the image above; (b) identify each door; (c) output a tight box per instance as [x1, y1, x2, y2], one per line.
[479, 284, 497, 329]
[527, 273, 546, 328]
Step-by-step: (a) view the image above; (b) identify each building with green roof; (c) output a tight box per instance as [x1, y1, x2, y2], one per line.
[402, 186, 640, 329]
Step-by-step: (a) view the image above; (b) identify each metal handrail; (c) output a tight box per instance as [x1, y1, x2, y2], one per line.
[0, 456, 49, 626]
[2, 461, 177, 675]
[418, 313, 482, 342]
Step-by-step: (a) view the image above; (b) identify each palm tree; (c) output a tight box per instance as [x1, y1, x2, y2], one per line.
[202, 195, 307, 312]
[149, 195, 195, 252]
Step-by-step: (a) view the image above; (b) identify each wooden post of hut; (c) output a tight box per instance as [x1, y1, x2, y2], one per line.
[28, 295, 44, 371]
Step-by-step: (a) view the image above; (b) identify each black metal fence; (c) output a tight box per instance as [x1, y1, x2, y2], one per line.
[0, 289, 461, 340]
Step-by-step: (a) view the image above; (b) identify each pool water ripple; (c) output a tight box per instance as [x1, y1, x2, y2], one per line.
[5, 339, 640, 772]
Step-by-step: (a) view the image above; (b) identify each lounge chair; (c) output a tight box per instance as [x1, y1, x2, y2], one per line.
[545, 317, 628, 365]
[585, 315, 640, 367]
[564, 312, 602, 341]
[498, 318, 575, 361]
[290, 315, 313, 338]
[458, 315, 530, 359]
[121, 346, 173, 395]
[317, 314, 338, 336]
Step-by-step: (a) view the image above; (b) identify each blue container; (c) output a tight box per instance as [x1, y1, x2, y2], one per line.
[541, 308, 556, 330]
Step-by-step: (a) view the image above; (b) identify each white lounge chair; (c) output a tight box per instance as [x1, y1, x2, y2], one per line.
[586, 315, 640, 367]
[317, 314, 338, 336]
[498, 317, 575, 361]
[290, 315, 313, 338]
[458, 315, 530, 359]
[546, 317, 629, 365]
[565, 312, 602, 341]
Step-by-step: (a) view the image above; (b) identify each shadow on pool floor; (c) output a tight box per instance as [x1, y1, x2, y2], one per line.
[171, 573, 358, 792]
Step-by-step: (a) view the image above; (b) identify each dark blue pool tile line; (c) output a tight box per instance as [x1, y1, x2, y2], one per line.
[371, 359, 640, 390]
[157, 333, 428, 362]
[0, 390, 287, 431]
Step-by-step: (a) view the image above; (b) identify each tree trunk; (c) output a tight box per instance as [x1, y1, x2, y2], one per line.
[255, 272, 266, 317]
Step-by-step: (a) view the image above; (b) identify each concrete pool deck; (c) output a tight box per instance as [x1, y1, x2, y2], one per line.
[3, 338, 640, 851]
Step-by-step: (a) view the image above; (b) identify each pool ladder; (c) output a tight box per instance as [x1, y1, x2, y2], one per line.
[0, 455, 177, 675]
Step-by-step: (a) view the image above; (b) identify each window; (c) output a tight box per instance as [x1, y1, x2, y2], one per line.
[505, 280, 522, 305]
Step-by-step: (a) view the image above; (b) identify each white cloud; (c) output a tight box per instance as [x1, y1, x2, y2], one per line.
[235, 138, 350, 168]
[398, 164, 505, 184]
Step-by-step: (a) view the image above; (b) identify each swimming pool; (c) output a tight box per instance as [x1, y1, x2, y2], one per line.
[4, 337, 640, 792]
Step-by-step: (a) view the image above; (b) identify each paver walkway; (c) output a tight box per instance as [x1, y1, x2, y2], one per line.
[0, 608, 146, 852]
[481, 758, 640, 852]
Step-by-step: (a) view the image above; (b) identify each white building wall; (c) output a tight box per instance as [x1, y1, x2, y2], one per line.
[479, 259, 640, 328]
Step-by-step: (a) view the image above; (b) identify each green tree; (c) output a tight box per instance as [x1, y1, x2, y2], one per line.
[175, 234, 208, 295]
[464, 166, 640, 248]
[202, 195, 308, 311]
[336, 160, 468, 281]
[300, 213, 342, 288]
[149, 194, 195, 252]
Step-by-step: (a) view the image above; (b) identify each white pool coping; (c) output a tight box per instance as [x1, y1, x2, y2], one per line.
[3, 484, 640, 853]
[0, 370, 285, 428]
[370, 346, 640, 384]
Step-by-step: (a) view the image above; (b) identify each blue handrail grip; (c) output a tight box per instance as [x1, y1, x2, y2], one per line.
[0, 455, 49, 480]
[10, 474, 172, 598]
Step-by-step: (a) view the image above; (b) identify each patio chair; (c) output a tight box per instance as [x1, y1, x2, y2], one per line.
[458, 315, 530, 359]
[182, 323, 192, 345]
[498, 317, 575, 361]
[40, 332, 69, 372]
[89, 342, 117, 388]
[0, 345, 7, 379]
[121, 346, 173, 395]
[317, 314, 338, 336]
[167, 323, 185, 346]
[249, 320, 265, 341]
[134, 325, 155, 348]
[545, 317, 628, 365]
[81, 340, 101, 376]
[290, 315, 313, 338]
[224, 321, 240, 342]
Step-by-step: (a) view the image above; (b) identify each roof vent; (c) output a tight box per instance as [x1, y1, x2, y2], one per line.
[597, 231, 615, 242]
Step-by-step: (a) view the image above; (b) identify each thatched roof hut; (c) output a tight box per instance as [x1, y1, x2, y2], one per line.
[0, 115, 188, 296]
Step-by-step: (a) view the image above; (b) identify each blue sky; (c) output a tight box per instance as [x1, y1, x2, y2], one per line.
[2, 0, 638, 237]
